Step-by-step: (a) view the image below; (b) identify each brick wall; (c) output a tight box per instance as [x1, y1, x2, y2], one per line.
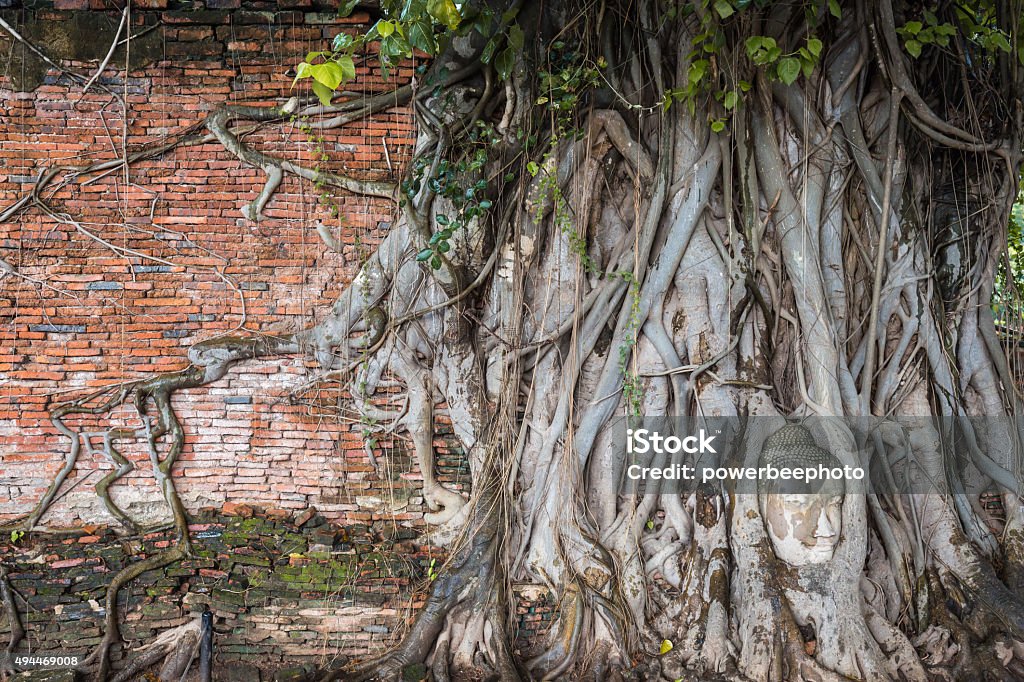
[0, 506, 434, 677]
[0, 1, 473, 532]
[0, 2, 482, 670]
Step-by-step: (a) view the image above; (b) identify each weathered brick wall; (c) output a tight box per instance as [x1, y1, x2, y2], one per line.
[0, 2, 481, 672]
[0, 1, 473, 530]
[0, 506, 433, 678]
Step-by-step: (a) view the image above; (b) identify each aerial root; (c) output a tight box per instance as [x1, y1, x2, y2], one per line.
[0, 566, 25, 679]
[82, 544, 188, 681]
[109, 618, 201, 682]
[244, 165, 284, 222]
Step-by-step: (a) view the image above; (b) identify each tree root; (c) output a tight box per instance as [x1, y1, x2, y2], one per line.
[0, 566, 25, 679]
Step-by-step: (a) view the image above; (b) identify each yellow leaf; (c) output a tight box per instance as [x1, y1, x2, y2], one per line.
[660, 639, 673, 655]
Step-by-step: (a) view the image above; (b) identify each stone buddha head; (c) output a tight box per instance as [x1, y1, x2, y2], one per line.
[758, 425, 844, 566]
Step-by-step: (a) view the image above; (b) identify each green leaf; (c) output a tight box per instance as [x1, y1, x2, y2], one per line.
[745, 36, 763, 56]
[292, 61, 312, 86]
[305, 51, 323, 64]
[903, 21, 922, 35]
[723, 90, 738, 110]
[436, 214, 449, 225]
[481, 37, 498, 63]
[905, 39, 922, 58]
[426, 0, 461, 30]
[377, 20, 395, 37]
[430, 255, 442, 269]
[309, 62, 346, 90]
[311, 80, 334, 105]
[437, 241, 450, 253]
[495, 46, 515, 80]
[713, 0, 733, 18]
[338, 0, 359, 17]
[991, 32, 1012, 53]
[526, 161, 539, 176]
[711, 119, 726, 133]
[336, 55, 356, 83]
[828, 0, 841, 19]
[660, 639, 673, 655]
[479, 199, 492, 209]
[416, 248, 433, 262]
[688, 59, 707, 85]
[332, 32, 353, 51]
[777, 57, 800, 85]
[807, 37, 822, 57]
[508, 24, 524, 51]
[473, 11, 493, 35]
[408, 19, 436, 54]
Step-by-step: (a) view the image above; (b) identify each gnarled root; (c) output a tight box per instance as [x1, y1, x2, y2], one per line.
[109, 618, 201, 682]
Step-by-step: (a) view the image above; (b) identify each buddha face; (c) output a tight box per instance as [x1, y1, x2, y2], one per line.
[760, 490, 842, 566]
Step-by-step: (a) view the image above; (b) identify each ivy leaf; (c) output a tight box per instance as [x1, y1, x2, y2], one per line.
[311, 80, 334, 105]
[723, 90, 738, 110]
[711, 119, 726, 133]
[905, 39, 922, 58]
[660, 639, 673, 655]
[807, 37, 822, 57]
[828, 0, 841, 19]
[903, 21, 922, 35]
[745, 36, 763, 55]
[430, 255, 442, 269]
[777, 57, 800, 85]
[426, 0, 461, 30]
[495, 46, 515, 80]
[416, 248, 433, 262]
[377, 20, 395, 37]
